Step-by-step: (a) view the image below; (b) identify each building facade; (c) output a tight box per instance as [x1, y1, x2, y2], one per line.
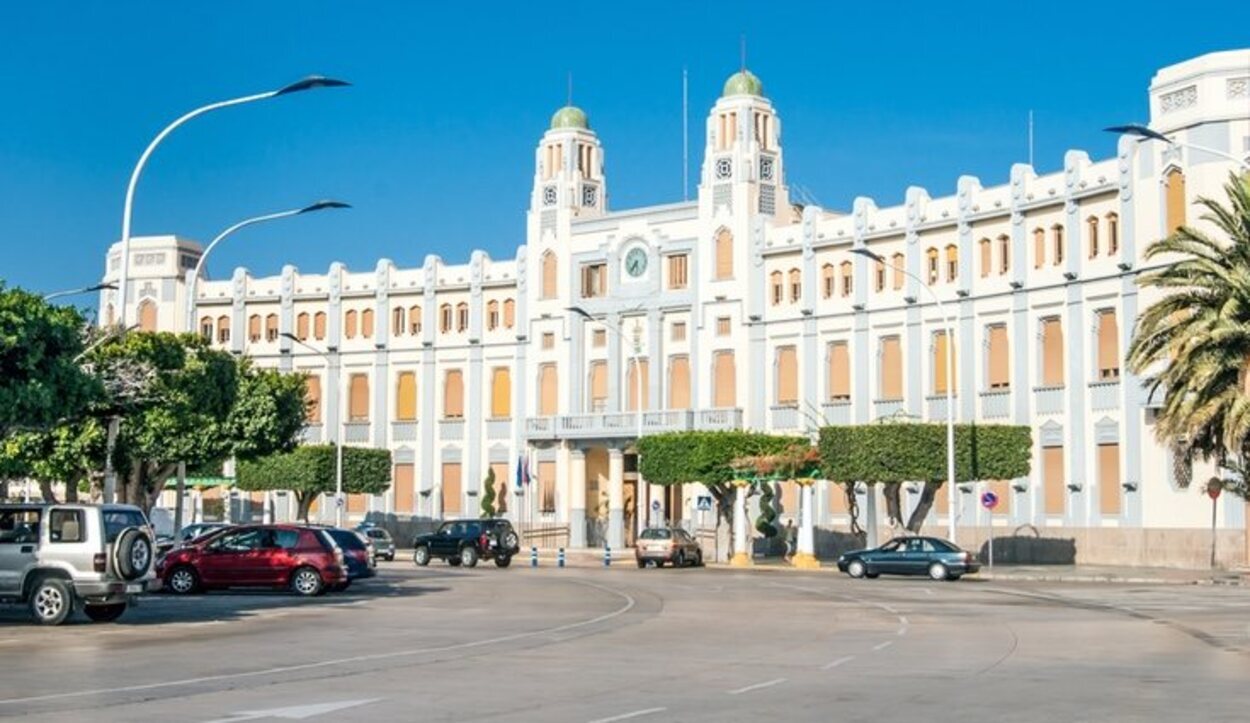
[102, 50, 1250, 565]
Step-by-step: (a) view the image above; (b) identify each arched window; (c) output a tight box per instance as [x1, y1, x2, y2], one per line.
[997, 235, 1010, 275]
[627, 358, 650, 411]
[296, 312, 310, 341]
[439, 304, 452, 333]
[1165, 168, 1186, 233]
[925, 248, 939, 285]
[821, 263, 835, 299]
[1033, 228, 1046, 268]
[1052, 224, 1065, 266]
[248, 314, 261, 342]
[313, 312, 326, 340]
[455, 302, 469, 332]
[217, 315, 230, 344]
[503, 298, 515, 329]
[1106, 213, 1119, 255]
[443, 369, 464, 419]
[136, 300, 157, 332]
[788, 268, 801, 303]
[945, 244, 958, 282]
[199, 315, 214, 340]
[344, 310, 358, 340]
[1087, 216, 1100, 258]
[979, 238, 991, 278]
[265, 314, 278, 342]
[409, 305, 422, 335]
[361, 309, 374, 339]
[891, 253, 905, 290]
[395, 371, 417, 421]
[540, 250, 558, 299]
[392, 307, 405, 336]
[770, 271, 783, 306]
[486, 300, 499, 330]
[714, 228, 733, 280]
[874, 258, 886, 292]
[840, 261, 853, 297]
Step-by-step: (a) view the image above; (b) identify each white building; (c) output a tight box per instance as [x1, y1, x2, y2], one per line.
[102, 50, 1250, 566]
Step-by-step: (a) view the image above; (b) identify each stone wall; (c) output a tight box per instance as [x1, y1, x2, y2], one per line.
[943, 525, 1248, 570]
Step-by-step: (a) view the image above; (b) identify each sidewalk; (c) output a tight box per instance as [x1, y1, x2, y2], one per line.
[708, 557, 1247, 586]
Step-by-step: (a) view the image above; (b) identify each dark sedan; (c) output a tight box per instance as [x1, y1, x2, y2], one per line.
[319, 528, 376, 588]
[837, 536, 979, 581]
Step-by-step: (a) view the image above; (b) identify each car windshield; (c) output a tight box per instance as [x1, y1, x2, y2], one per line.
[640, 529, 672, 540]
[366, 529, 391, 541]
[103, 509, 149, 544]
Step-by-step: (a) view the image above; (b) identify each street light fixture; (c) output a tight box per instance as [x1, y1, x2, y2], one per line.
[1105, 124, 1250, 169]
[280, 332, 345, 527]
[850, 247, 958, 544]
[116, 75, 350, 330]
[185, 200, 350, 333]
[43, 282, 117, 302]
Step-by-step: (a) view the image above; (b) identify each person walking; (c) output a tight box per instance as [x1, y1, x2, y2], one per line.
[783, 519, 797, 562]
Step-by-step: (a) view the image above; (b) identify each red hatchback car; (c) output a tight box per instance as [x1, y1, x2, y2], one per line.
[157, 525, 347, 596]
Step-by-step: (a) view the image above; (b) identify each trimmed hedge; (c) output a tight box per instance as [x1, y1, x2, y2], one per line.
[237, 444, 392, 520]
[636, 431, 807, 486]
[819, 423, 1031, 484]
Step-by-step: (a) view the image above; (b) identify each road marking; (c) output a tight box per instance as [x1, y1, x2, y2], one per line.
[922, 588, 934, 596]
[587, 707, 668, 723]
[873, 641, 894, 651]
[0, 579, 635, 707]
[728, 678, 786, 695]
[822, 656, 854, 670]
[203, 698, 380, 722]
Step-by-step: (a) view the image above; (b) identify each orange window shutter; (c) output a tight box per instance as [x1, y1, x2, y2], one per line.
[306, 374, 322, 423]
[713, 352, 736, 407]
[829, 342, 850, 400]
[1043, 446, 1065, 515]
[627, 359, 650, 411]
[776, 347, 798, 405]
[396, 372, 417, 421]
[988, 326, 1009, 388]
[881, 337, 902, 399]
[349, 374, 369, 421]
[441, 463, 462, 515]
[539, 365, 558, 416]
[1098, 311, 1120, 378]
[669, 356, 691, 409]
[491, 367, 511, 418]
[394, 464, 415, 514]
[444, 370, 464, 418]
[1099, 443, 1121, 515]
[590, 362, 608, 408]
[362, 309, 374, 338]
[1042, 319, 1065, 387]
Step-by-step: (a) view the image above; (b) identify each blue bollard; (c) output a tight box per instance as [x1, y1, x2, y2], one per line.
[557, 547, 565, 568]
[530, 546, 538, 568]
[604, 545, 611, 567]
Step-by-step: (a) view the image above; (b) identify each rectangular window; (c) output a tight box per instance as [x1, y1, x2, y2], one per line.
[581, 263, 607, 298]
[395, 371, 417, 421]
[716, 317, 731, 336]
[443, 370, 464, 419]
[828, 341, 850, 402]
[713, 351, 735, 407]
[979, 239, 991, 278]
[840, 262, 853, 297]
[394, 463, 414, 514]
[348, 373, 369, 422]
[945, 246, 958, 282]
[987, 325, 1009, 389]
[305, 374, 322, 423]
[441, 463, 462, 516]
[538, 364, 558, 416]
[48, 509, 84, 543]
[1053, 225, 1065, 266]
[880, 336, 903, 400]
[776, 346, 798, 406]
[589, 361, 608, 412]
[933, 330, 957, 394]
[592, 329, 606, 348]
[1107, 214, 1119, 255]
[667, 254, 688, 289]
[998, 235, 1010, 275]
[671, 321, 686, 342]
[627, 358, 650, 411]
[668, 356, 691, 410]
[1034, 229, 1045, 269]
[1099, 443, 1121, 516]
[822, 265, 835, 299]
[1097, 309, 1120, 380]
[538, 461, 557, 513]
[1043, 445, 1065, 515]
[1041, 318, 1065, 387]
[892, 254, 905, 290]
[542, 332, 555, 350]
[874, 259, 886, 292]
[491, 367, 511, 418]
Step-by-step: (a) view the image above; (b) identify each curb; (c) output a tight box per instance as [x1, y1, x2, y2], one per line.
[704, 562, 1245, 586]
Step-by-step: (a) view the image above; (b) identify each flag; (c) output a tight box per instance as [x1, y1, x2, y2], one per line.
[515, 456, 524, 491]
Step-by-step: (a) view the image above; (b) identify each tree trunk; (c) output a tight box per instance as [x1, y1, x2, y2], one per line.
[882, 482, 904, 529]
[843, 483, 864, 536]
[296, 491, 316, 522]
[906, 482, 940, 532]
[143, 463, 178, 512]
[38, 479, 58, 502]
[65, 473, 81, 503]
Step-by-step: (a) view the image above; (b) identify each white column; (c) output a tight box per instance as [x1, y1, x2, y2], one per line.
[607, 448, 625, 549]
[569, 448, 586, 547]
[865, 484, 879, 548]
[731, 483, 751, 566]
[792, 482, 819, 568]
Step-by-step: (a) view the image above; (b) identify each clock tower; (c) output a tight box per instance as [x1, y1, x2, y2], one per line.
[698, 69, 789, 222]
[529, 105, 608, 236]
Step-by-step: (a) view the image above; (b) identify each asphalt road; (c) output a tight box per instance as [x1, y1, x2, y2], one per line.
[1, 563, 1247, 722]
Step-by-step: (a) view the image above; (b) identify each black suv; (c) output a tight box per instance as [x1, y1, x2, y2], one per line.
[412, 519, 520, 568]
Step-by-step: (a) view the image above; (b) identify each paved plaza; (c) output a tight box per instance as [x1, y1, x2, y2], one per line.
[1, 564, 1247, 722]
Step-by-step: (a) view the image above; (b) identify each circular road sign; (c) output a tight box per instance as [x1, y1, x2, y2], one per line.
[651, 499, 662, 512]
[980, 491, 999, 510]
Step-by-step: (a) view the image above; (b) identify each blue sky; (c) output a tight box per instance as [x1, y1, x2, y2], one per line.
[2, 1, 1247, 300]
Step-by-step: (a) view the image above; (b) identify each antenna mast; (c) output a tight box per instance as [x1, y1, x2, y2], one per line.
[683, 67, 689, 201]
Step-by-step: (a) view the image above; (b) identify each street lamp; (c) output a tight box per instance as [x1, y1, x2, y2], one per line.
[1105, 124, 1250, 170]
[281, 332, 344, 527]
[116, 75, 350, 329]
[43, 282, 117, 302]
[850, 247, 958, 543]
[185, 201, 350, 333]
[567, 305, 645, 540]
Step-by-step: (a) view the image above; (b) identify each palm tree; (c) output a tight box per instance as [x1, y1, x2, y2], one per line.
[1127, 173, 1250, 469]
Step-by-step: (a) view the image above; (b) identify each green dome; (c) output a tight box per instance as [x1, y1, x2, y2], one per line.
[550, 106, 589, 130]
[722, 70, 763, 97]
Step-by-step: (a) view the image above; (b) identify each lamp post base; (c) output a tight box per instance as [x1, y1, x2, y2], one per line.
[729, 552, 752, 567]
[790, 552, 820, 569]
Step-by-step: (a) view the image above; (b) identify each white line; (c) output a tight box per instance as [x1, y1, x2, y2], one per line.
[822, 656, 854, 670]
[0, 580, 635, 707]
[898, 616, 909, 626]
[587, 707, 668, 723]
[728, 678, 786, 695]
[873, 641, 894, 652]
[922, 588, 935, 596]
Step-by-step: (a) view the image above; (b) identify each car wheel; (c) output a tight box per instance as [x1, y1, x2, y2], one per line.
[502, 530, 519, 550]
[386, 553, 395, 562]
[448, 557, 462, 567]
[460, 547, 479, 568]
[846, 560, 866, 579]
[84, 603, 127, 623]
[695, 550, 704, 567]
[413, 546, 431, 567]
[654, 560, 664, 569]
[636, 558, 646, 569]
[675, 551, 686, 568]
[166, 565, 200, 595]
[494, 554, 512, 568]
[928, 562, 950, 581]
[28, 577, 73, 626]
[290, 566, 324, 597]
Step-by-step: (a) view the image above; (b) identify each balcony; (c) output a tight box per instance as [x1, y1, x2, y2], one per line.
[1034, 385, 1065, 414]
[770, 405, 800, 430]
[1089, 379, 1121, 411]
[822, 400, 852, 426]
[439, 419, 465, 440]
[343, 422, 370, 444]
[486, 418, 512, 440]
[525, 407, 744, 440]
[391, 421, 418, 442]
[926, 394, 954, 422]
[1144, 381, 1166, 410]
[300, 424, 324, 444]
[979, 390, 1010, 419]
[873, 399, 905, 420]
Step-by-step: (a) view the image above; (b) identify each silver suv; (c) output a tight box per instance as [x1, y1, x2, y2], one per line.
[0, 503, 156, 625]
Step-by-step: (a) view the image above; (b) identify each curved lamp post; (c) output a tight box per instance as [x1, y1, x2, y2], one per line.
[117, 75, 350, 329]
[185, 200, 350, 333]
[851, 247, 958, 544]
[280, 333, 345, 528]
[1105, 124, 1250, 170]
[43, 282, 117, 302]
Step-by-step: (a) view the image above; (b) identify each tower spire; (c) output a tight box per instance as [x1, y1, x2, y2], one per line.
[567, 71, 573, 107]
[740, 34, 746, 72]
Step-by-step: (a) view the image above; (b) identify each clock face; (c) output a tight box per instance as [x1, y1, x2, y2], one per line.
[625, 248, 648, 278]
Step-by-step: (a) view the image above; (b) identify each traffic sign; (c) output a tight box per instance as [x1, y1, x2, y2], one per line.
[651, 499, 662, 512]
[696, 496, 713, 512]
[980, 491, 999, 510]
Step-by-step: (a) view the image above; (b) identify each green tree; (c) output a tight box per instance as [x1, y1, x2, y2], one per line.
[1, 421, 106, 502]
[1127, 173, 1250, 483]
[480, 466, 497, 518]
[236, 445, 392, 522]
[0, 285, 98, 439]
